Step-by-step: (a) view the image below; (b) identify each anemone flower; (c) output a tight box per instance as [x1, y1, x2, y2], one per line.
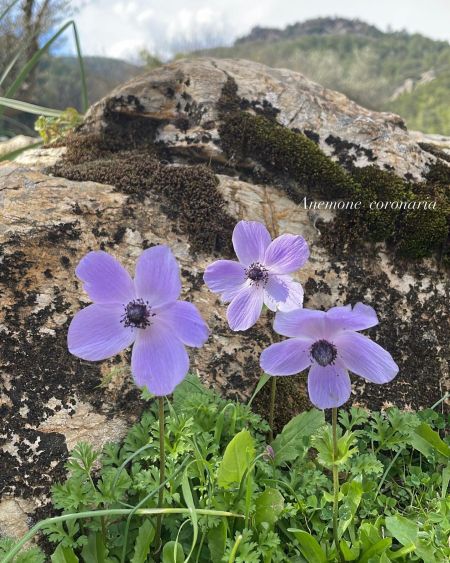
[204, 220, 309, 331]
[260, 303, 398, 409]
[68, 246, 209, 396]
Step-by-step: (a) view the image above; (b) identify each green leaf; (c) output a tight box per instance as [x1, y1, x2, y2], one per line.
[207, 520, 227, 563]
[247, 373, 270, 407]
[409, 423, 450, 459]
[162, 541, 184, 563]
[358, 538, 392, 563]
[217, 429, 255, 487]
[254, 488, 284, 528]
[385, 515, 417, 547]
[339, 540, 360, 561]
[442, 463, 450, 497]
[131, 520, 154, 563]
[51, 545, 79, 563]
[182, 472, 198, 562]
[338, 480, 363, 537]
[288, 529, 327, 563]
[271, 409, 325, 465]
[81, 532, 110, 563]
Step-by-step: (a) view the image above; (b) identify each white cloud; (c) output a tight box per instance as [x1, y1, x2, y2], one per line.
[71, 0, 450, 62]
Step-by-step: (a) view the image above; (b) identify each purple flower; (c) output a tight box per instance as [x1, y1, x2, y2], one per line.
[260, 303, 399, 409]
[204, 221, 309, 331]
[68, 247, 209, 396]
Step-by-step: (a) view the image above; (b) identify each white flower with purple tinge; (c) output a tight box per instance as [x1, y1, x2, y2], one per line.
[67, 246, 209, 396]
[204, 221, 309, 331]
[260, 303, 399, 409]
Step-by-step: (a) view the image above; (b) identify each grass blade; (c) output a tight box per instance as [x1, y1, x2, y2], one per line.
[2, 20, 88, 113]
[0, 0, 20, 22]
[0, 96, 63, 117]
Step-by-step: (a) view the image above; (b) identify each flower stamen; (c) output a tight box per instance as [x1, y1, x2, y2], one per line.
[245, 262, 269, 287]
[121, 298, 154, 329]
[310, 339, 337, 367]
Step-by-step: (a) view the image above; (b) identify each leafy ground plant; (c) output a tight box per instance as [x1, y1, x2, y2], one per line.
[3, 375, 448, 563]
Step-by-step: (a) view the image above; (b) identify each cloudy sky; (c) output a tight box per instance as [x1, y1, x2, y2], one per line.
[71, 0, 450, 61]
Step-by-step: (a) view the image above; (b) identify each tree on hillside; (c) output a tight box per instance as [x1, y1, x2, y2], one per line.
[0, 0, 71, 98]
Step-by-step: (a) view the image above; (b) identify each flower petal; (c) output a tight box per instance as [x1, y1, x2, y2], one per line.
[274, 308, 326, 339]
[203, 260, 246, 302]
[326, 303, 379, 332]
[260, 337, 313, 375]
[307, 361, 351, 409]
[232, 221, 272, 266]
[263, 274, 290, 311]
[131, 323, 189, 396]
[134, 245, 181, 307]
[264, 234, 309, 274]
[335, 331, 399, 384]
[68, 303, 135, 361]
[277, 276, 304, 312]
[75, 251, 135, 304]
[157, 301, 209, 347]
[227, 285, 264, 331]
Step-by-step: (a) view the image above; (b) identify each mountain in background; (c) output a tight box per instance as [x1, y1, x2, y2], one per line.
[18, 18, 450, 136]
[34, 56, 142, 110]
[194, 17, 450, 135]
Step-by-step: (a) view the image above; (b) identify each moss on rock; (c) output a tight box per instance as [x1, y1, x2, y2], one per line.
[50, 145, 235, 255]
[216, 77, 449, 263]
[219, 112, 356, 201]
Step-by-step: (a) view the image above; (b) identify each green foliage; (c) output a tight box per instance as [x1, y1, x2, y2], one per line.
[5, 376, 449, 562]
[35, 107, 83, 144]
[387, 71, 450, 135]
[0, 537, 45, 563]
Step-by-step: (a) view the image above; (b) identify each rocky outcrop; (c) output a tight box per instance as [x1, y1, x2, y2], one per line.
[1, 58, 449, 536]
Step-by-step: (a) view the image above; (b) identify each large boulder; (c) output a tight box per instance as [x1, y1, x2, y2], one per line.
[0, 57, 449, 536]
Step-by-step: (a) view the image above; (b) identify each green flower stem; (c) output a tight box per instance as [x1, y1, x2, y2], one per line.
[3, 508, 242, 563]
[154, 396, 166, 558]
[332, 407, 344, 563]
[269, 377, 277, 443]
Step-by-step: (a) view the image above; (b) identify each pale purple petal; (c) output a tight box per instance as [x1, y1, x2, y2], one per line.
[68, 304, 135, 361]
[263, 275, 289, 311]
[264, 234, 309, 274]
[335, 331, 399, 383]
[227, 285, 264, 331]
[232, 221, 272, 266]
[134, 245, 181, 307]
[326, 303, 379, 332]
[276, 276, 304, 312]
[203, 260, 246, 302]
[307, 360, 351, 409]
[260, 337, 313, 375]
[156, 301, 209, 347]
[131, 323, 189, 396]
[75, 251, 135, 304]
[274, 308, 326, 339]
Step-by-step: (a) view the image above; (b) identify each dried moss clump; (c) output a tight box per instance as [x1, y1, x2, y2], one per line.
[219, 112, 356, 201]
[50, 147, 235, 255]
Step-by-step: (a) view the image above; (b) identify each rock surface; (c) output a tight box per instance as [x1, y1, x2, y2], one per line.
[0, 135, 39, 158]
[0, 57, 449, 537]
[80, 57, 436, 180]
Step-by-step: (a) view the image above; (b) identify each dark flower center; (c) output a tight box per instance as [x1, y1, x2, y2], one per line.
[310, 339, 337, 367]
[121, 298, 153, 329]
[245, 262, 269, 286]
